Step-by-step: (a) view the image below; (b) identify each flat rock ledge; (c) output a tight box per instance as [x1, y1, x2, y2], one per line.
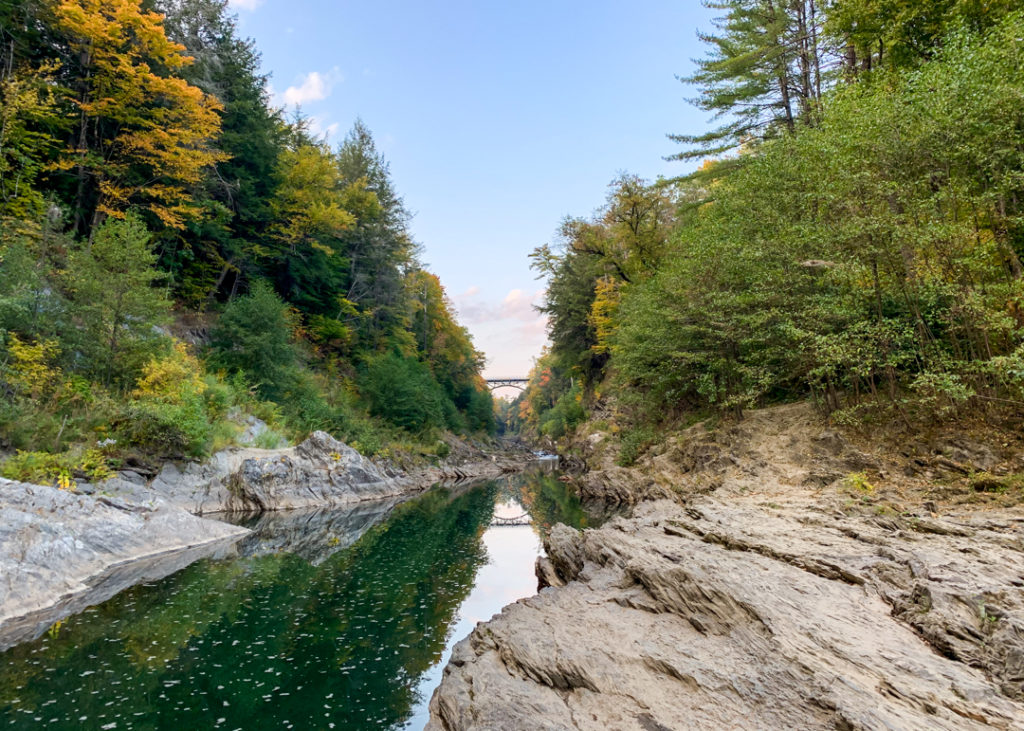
[0, 477, 248, 651]
[428, 498, 1024, 730]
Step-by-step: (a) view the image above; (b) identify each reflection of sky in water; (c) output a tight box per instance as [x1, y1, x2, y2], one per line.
[404, 500, 543, 729]
[0, 474, 599, 730]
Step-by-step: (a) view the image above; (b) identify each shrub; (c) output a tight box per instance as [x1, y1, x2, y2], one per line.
[1, 448, 114, 486]
[359, 353, 448, 432]
[120, 343, 216, 458]
[617, 425, 656, 467]
[209, 281, 299, 400]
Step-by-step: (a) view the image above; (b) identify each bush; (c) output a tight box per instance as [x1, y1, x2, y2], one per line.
[1, 448, 114, 486]
[119, 397, 212, 458]
[119, 343, 218, 458]
[359, 353, 449, 432]
[617, 425, 656, 467]
[537, 385, 586, 440]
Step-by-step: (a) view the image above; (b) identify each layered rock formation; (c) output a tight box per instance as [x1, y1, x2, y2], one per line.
[106, 431, 526, 514]
[429, 404, 1024, 730]
[108, 430, 399, 514]
[0, 478, 247, 650]
[430, 499, 1024, 730]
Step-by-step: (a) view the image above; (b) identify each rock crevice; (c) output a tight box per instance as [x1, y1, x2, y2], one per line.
[429, 404, 1024, 730]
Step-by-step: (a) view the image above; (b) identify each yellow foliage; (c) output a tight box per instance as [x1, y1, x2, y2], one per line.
[271, 145, 356, 250]
[7, 335, 62, 399]
[133, 342, 206, 403]
[0, 62, 61, 219]
[52, 0, 227, 227]
[588, 276, 620, 355]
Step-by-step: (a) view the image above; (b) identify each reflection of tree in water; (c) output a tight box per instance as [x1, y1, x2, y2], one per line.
[0, 485, 498, 731]
[500, 470, 603, 535]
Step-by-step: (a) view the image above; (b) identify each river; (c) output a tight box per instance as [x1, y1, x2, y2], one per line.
[0, 467, 606, 730]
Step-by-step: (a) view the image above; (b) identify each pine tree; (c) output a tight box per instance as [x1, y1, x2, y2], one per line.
[65, 213, 171, 384]
[154, 0, 286, 304]
[670, 0, 830, 161]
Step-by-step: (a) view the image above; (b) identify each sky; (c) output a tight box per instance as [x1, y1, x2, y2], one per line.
[228, 0, 715, 385]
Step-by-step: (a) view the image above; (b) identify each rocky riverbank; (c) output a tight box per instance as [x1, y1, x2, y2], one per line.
[428, 404, 1024, 729]
[0, 479, 247, 651]
[102, 431, 526, 514]
[0, 430, 529, 651]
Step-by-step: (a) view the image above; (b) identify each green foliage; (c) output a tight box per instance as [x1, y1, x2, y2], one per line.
[613, 13, 1024, 426]
[1, 448, 114, 486]
[65, 213, 172, 385]
[537, 386, 586, 440]
[359, 353, 449, 433]
[671, 0, 830, 161]
[617, 425, 657, 467]
[209, 281, 298, 400]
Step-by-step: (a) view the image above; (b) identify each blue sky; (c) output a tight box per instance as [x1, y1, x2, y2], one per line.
[229, 0, 715, 381]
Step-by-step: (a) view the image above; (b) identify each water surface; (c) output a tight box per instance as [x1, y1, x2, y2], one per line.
[0, 469, 602, 730]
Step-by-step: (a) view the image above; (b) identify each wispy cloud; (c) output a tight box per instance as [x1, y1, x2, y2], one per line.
[453, 287, 549, 379]
[228, 0, 263, 11]
[307, 115, 340, 140]
[281, 68, 342, 106]
[454, 286, 545, 325]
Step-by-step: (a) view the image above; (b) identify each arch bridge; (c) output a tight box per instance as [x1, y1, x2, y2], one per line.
[490, 513, 532, 527]
[486, 378, 528, 391]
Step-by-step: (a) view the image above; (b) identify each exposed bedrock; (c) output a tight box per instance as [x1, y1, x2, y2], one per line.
[106, 431, 526, 514]
[110, 430, 400, 514]
[429, 498, 1024, 730]
[0, 478, 247, 651]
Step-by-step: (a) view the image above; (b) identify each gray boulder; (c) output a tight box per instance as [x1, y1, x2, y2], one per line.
[131, 431, 400, 514]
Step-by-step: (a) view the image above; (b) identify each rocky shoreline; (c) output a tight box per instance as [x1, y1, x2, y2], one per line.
[427, 404, 1024, 730]
[0, 431, 528, 651]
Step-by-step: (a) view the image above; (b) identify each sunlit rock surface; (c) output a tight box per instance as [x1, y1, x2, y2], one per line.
[0, 478, 247, 650]
[428, 499, 1024, 730]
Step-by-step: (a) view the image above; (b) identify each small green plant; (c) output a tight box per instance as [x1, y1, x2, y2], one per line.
[842, 471, 875, 494]
[617, 425, 656, 467]
[253, 428, 287, 450]
[970, 472, 1024, 493]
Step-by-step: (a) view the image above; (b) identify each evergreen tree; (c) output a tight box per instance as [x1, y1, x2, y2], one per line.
[65, 213, 171, 385]
[154, 0, 286, 305]
[670, 0, 831, 161]
[336, 120, 418, 344]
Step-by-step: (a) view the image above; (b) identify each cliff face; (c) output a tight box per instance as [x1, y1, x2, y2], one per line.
[428, 404, 1024, 730]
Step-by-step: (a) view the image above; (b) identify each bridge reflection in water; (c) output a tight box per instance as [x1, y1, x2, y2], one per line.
[489, 513, 532, 527]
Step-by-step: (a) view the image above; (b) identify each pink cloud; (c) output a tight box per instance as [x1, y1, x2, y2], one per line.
[454, 287, 545, 325]
[452, 287, 550, 380]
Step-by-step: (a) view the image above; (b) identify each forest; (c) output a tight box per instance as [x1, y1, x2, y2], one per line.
[0, 0, 494, 483]
[513, 1, 1024, 463]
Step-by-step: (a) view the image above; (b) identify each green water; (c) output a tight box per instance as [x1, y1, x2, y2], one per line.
[0, 469, 603, 730]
